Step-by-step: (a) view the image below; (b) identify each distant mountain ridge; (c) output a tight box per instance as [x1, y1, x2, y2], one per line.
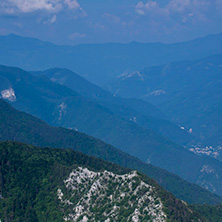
[105, 54, 222, 151]
[0, 33, 222, 85]
[32, 67, 194, 146]
[1, 98, 222, 205]
[1, 65, 222, 197]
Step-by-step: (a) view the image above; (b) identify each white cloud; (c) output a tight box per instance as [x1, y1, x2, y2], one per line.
[167, 0, 210, 13]
[135, 0, 211, 23]
[1, 0, 62, 14]
[64, 0, 86, 16]
[136, 1, 158, 12]
[167, 0, 191, 13]
[65, 0, 79, 9]
[135, 1, 169, 18]
[167, 0, 210, 22]
[0, 0, 85, 15]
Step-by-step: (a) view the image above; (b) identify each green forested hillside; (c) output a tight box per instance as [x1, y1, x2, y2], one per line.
[0, 99, 221, 205]
[191, 204, 222, 222]
[33, 67, 194, 146]
[1, 65, 222, 196]
[106, 54, 222, 149]
[0, 141, 127, 221]
[0, 141, 206, 221]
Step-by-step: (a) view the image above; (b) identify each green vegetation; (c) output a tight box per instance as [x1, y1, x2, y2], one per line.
[0, 98, 221, 205]
[1, 64, 222, 198]
[0, 141, 206, 221]
[190, 204, 222, 222]
[0, 141, 127, 221]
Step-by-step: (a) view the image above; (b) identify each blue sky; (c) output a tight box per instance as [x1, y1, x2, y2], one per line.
[0, 0, 222, 45]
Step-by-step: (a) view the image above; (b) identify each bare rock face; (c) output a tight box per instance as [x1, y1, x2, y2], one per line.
[1, 88, 16, 102]
[58, 167, 167, 222]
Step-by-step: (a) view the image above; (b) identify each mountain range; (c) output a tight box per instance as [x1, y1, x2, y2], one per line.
[1, 32, 222, 221]
[32, 67, 193, 146]
[1, 65, 222, 198]
[105, 54, 222, 152]
[1, 98, 221, 205]
[0, 33, 222, 85]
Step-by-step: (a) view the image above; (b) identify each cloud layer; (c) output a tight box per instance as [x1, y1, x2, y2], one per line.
[135, 0, 218, 23]
[0, 0, 221, 45]
[0, 0, 84, 14]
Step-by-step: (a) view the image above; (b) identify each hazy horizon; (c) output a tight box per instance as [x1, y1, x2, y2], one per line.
[2, 31, 222, 47]
[0, 0, 222, 45]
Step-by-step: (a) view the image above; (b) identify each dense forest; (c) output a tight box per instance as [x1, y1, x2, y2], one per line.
[190, 204, 222, 222]
[0, 98, 221, 205]
[0, 141, 206, 221]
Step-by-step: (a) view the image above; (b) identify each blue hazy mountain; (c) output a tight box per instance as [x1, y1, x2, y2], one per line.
[1, 98, 222, 205]
[0, 33, 222, 85]
[1, 64, 222, 196]
[105, 54, 222, 151]
[32, 68, 194, 146]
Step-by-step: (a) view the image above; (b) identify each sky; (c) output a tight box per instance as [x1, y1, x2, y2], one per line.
[0, 0, 222, 45]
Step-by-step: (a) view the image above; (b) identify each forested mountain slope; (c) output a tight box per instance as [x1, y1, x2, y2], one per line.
[1, 65, 222, 196]
[33, 67, 193, 146]
[106, 54, 222, 151]
[0, 99, 221, 205]
[0, 141, 207, 221]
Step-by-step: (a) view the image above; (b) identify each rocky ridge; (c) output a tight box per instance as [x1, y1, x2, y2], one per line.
[58, 167, 167, 221]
